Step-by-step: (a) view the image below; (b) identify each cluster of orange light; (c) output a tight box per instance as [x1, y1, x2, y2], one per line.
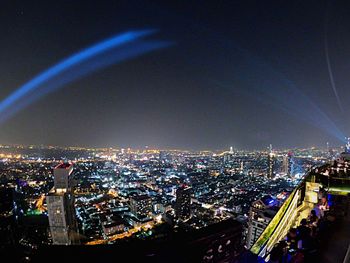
[107, 189, 118, 197]
[36, 194, 47, 212]
[0, 153, 21, 159]
[86, 222, 155, 245]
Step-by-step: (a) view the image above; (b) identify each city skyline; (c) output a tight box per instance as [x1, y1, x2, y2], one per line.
[1, 2, 350, 262]
[0, 141, 346, 152]
[0, 1, 350, 149]
[2, 140, 348, 262]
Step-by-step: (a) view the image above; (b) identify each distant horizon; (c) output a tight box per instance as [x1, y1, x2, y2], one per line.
[0, 141, 345, 152]
[0, 1, 349, 149]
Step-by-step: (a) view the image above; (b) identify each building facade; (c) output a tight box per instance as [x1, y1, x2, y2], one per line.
[246, 195, 278, 248]
[47, 163, 79, 245]
[129, 194, 152, 220]
[175, 185, 192, 221]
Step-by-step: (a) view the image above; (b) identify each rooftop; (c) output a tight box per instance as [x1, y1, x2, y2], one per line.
[250, 161, 350, 263]
[54, 162, 73, 170]
[260, 195, 277, 207]
[130, 194, 151, 201]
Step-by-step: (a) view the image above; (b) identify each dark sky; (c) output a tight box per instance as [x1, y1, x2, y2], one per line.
[0, 0, 349, 150]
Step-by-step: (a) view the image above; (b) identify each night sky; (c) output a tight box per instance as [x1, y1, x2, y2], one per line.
[0, 0, 350, 150]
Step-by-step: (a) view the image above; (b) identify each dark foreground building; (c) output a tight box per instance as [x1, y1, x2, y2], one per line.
[0, 187, 17, 245]
[6, 218, 242, 263]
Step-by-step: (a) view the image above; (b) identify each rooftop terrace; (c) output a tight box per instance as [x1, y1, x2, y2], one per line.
[54, 162, 73, 170]
[250, 158, 350, 263]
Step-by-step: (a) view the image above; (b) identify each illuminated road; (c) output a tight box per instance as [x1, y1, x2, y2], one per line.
[35, 194, 46, 212]
[86, 222, 154, 245]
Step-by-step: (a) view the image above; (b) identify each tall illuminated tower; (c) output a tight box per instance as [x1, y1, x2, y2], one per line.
[282, 152, 293, 176]
[47, 163, 79, 244]
[267, 144, 275, 179]
[282, 154, 288, 175]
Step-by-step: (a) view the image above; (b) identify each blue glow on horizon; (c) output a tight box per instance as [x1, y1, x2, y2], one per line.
[0, 30, 158, 119]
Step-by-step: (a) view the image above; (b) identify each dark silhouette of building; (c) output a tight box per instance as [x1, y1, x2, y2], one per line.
[27, 218, 243, 263]
[175, 185, 192, 221]
[0, 187, 18, 245]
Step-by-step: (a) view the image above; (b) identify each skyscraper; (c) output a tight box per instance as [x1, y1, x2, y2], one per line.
[267, 145, 275, 179]
[246, 195, 278, 248]
[224, 146, 234, 164]
[340, 137, 350, 160]
[282, 152, 293, 176]
[175, 185, 192, 221]
[345, 137, 350, 153]
[47, 163, 79, 245]
[282, 154, 288, 175]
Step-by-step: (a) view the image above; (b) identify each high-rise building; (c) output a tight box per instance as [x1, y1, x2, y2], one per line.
[267, 145, 275, 179]
[246, 195, 278, 248]
[53, 163, 74, 191]
[47, 163, 79, 245]
[345, 137, 350, 153]
[129, 194, 152, 220]
[175, 185, 192, 221]
[282, 154, 288, 175]
[224, 147, 234, 164]
[340, 137, 350, 160]
[282, 152, 293, 176]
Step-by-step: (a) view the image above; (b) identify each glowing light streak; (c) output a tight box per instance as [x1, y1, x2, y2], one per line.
[86, 221, 156, 245]
[214, 58, 346, 142]
[0, 30, 171, 123]
[324, 2, 344, 113]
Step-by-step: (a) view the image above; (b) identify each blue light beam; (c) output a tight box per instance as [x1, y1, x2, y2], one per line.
[0, 30, 157, 117]
[324, 3, 344, 113]
[213, 46, 346, 142]
[0, 39, 172, 123]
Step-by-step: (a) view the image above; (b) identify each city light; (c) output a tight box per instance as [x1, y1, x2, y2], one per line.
[1, 2, 350, 263]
